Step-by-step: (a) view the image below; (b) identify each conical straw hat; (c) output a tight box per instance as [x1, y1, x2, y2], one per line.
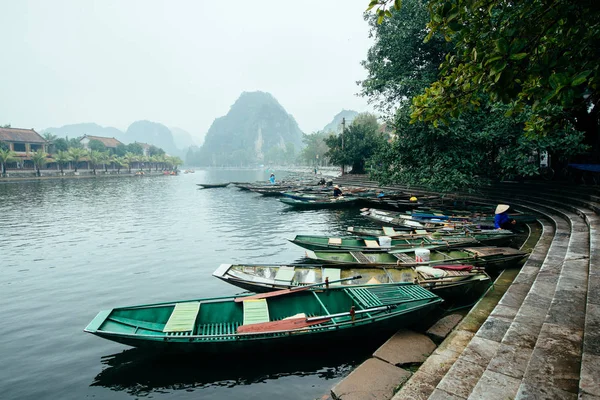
[495, 204, 510, 214]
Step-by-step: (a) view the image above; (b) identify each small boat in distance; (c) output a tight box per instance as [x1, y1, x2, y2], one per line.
[197, 183, 230, 188]
[280, 196, 359, 209]
[84, 282, 442, 353]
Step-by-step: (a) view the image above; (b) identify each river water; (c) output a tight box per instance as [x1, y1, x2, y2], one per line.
[0, 169, 382, 400]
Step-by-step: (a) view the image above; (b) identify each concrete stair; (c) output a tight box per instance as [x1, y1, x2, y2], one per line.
[335, 176, 600, 399]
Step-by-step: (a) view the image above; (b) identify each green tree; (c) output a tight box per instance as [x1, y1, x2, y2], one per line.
[67, 137, 83, 149]
[88, 139, 107, 152]
[0, 148, 17, 176]
[324, 113, 386, 174]
[115, 143, 127, 157]
[67, 148, 87, 172]
[31, 149, 50, 176]
[148, 145, 165, 157]
[54, 150, 71, 174]
[42, 132, 57, 154]
[360, 0, 450, 113]
[369, 0, 599, 149]
[126, 143, 144, 155]
[301, 131, 330, 166]
[54, 138, 69, 152]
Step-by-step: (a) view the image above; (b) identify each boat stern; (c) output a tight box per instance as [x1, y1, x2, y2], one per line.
[84, 309, 112, 333]
[305, 250, 318, 260]
[212, 264, 232, 279]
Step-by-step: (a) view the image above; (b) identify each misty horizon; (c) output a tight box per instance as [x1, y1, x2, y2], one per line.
[0, 0, 374, 141]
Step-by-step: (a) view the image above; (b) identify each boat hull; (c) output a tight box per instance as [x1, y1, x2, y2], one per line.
[87, 301, 439, 354]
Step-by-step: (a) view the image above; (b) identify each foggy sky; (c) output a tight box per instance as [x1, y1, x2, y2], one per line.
[0, 0, 374, 141]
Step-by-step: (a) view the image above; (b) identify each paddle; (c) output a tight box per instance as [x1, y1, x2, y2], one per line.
[234, 275, 362, 303]
[237, 304, 395, 333]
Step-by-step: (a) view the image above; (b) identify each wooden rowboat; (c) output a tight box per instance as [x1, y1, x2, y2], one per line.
[212, 263, 491, 302]
[288, 234, 479, 252]
[346, 226, 516, 246]
[304, 246, 528, 272]
[279, 196, 360, 209]
[84, 282, 442, 353]
[197, 183, 230, 188]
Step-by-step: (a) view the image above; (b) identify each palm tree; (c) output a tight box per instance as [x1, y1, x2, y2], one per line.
[87, 150, 105, 175]
[100, 151, 111, 173]
[113, 156, 127, 174]
[170, 156, 184, 172]
[122, 152, 138, 173]
[68, 148, 87, 172]
[54, 150, 71, 174]
[154, 154, 167, 171]
[31, 149, 50, 177]
[0, 148, 17, 177]
[42, 132, 57, 154]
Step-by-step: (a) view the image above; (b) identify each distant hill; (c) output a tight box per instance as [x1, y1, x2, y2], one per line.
[42, 121, 184, 157]
[171, 126, 202, 148]
[42, 123, 125, 142]
[191, 91, 304, 166]
[321, 110, 359, 133]
[125, 120, 180, 156]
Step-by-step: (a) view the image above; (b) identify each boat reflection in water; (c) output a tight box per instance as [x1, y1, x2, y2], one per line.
[91, 347, 371, 398]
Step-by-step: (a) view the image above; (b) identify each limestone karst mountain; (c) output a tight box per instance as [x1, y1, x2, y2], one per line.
[189, 91, 304, 166]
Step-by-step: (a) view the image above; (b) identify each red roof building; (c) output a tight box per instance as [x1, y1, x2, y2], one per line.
[80, 135, 123, 150]
[0, 127, 47, 157]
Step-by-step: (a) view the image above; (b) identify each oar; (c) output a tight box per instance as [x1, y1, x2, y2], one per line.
[237, 305, 395, 333]
[234, 275, 362, 303]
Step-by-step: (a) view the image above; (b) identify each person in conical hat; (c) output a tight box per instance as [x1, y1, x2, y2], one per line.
[494, 204, 516, 230]
[333, 185, 343, 197]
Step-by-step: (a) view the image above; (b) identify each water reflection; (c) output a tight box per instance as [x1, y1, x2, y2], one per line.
[91, 346, 372, 397]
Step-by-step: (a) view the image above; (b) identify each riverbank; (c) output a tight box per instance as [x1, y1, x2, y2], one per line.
[330, 175, 599, 400]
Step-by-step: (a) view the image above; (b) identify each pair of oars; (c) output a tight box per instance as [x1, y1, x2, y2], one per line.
[237, 304, 396, 333]
[233, 275, 362, 303]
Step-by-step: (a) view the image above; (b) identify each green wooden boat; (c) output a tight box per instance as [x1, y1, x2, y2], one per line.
[279, 196, 360, 209]
[304, 246, 528, 272]
[361, 208, 469, 230]
[289, 234, 479, 252]
[84, 283, 442, 353]
[213, 263, 491, 302]
[346, 226, 516, 246]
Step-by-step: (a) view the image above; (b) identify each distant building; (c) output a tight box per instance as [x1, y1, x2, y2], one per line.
[80, 135, 123, 151]
[0, 127, 47, 157]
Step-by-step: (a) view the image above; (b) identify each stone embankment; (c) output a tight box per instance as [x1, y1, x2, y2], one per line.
[330, 176, 599, 400]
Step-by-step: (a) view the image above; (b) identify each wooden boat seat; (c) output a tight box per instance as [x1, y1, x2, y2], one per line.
[382, 227, 396, 236]
[274, 266, 295, 283]
[394, 253, 416, 263]
[242, 299, 270, 325]
[323, 268, 341, 286]
[350, 251, 372, 264]
[328, 238, 342, 245]
[163, 302, 201, 333]
[465, 247, 509, 256]
[364, 240, 380, 248]
[414, 230, 428, 235]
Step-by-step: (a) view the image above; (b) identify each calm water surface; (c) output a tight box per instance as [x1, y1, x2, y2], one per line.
[0, 169, 380, 400]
